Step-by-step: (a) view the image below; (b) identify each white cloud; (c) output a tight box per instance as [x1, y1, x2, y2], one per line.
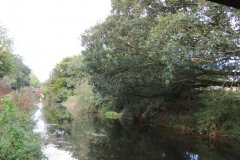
[0, 0, 111, 82]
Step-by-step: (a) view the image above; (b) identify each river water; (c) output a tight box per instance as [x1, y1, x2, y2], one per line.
[32, 103, 77, 160]
[33, 103, 240, 160]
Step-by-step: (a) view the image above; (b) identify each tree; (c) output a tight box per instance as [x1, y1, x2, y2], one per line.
[11, 55, 31, 89]
[0, 25, 31, 89]
[81, 0, 240, 110]
[0, 49, 13, 78]
[0, 25, 14, 78]
[45, 55, 85, 103]
[0, 26, 12, 51]
[30, 72, 41, 88]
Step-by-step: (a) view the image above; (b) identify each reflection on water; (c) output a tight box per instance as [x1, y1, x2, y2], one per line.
[33, 104, 47, 136]
[186, 152, 200, 160]
[38, 103, 240, 160]
[32, 103, 77, 160]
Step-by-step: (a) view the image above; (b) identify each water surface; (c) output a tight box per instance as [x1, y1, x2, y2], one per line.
[32, 103, 77, 160]
[35, 103, 240, 160]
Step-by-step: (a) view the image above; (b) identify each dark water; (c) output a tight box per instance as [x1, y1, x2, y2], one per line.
[46, 113, 240, 160]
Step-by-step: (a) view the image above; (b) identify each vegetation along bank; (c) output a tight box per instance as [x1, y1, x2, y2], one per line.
[0, 25, 43, 159]
[43, 0, 240, 140]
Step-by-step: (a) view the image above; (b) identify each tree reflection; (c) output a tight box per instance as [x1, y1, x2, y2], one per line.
[55, 114, 240, 160]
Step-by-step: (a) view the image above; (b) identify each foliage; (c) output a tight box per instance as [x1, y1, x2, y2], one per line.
[43, 55, 87, 125]
[151, 89, 240, 138]
[0, 75, 39, 111]
[44, 55, 85, 104]
[30, 72, 41, 88]
[43, 103, 72, 125]
[195, 89, 240, 137]
[81, 0, 240, 116]
[104, 111, 121, 119]
[10, 55, 31, 89]
[63, 79, 97, 114]
[0, 95, 42, 159]
[43, 1, 240, 140]
[0, 76, 12, 97]
[11, 87, 37, 110]
[0, 49, 13, 78]
[0, 25, 31, 89]
[0, 25, 12, 51]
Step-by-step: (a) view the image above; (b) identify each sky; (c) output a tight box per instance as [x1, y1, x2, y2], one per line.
[0, 0, 112, 82]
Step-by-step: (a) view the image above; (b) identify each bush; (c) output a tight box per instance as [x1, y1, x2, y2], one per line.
[43, 102, 72, 124]
[195, 89, 240, 137]
[0, 95, 43, 159]
[11, 87, 36, 111]
[0, 76, 12, 98]
[63, 80, 97, 114]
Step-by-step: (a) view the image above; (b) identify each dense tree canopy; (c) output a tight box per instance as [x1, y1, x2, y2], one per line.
[45, 55, 85, 103]
[43, 0, 240, 139]
[81, 0, 240, 106]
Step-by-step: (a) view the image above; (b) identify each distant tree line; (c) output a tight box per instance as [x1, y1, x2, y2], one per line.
[0, 25, 39, 89]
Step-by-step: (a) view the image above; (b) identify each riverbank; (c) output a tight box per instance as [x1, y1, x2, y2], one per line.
[42, 103, 240, 160]
[61, 89, 240, 141]
[150, 89, 240, 140]
[0, 95, 43, 159]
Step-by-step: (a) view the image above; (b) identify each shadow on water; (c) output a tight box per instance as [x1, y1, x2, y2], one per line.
[47, 110, 240, 160]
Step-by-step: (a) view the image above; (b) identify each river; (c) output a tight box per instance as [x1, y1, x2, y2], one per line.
[33, 103, 77, 160]
[33, 103, 240, 160]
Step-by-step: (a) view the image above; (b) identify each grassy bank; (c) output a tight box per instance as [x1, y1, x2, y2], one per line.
[62, 87, 240, 140]
[150, 89, 240, 139]
[0, 95, 43, 159]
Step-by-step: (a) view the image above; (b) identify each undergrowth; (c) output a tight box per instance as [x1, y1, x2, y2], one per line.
[153, 89, 240, 139]
[0, 95, 43, 159]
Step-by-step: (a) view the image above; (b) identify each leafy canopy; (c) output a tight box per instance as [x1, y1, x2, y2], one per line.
[82, 0, 240, 104]
[0, 25, 31, 89]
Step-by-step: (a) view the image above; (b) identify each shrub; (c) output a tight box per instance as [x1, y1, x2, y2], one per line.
[11, 87, 34, 111]
[0, 76, 12, 97]
[63, 80, 97, 114]
[195, 89, 240, 137]
[0, 95, 43, 159]
[43, 102, 72, 124]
